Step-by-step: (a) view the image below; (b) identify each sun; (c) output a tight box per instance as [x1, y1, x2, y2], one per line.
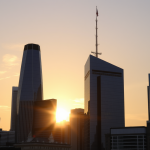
[56, 108, 70, 122]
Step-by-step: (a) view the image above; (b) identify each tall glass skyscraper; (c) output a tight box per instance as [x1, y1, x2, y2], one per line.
[16, 43, 43, 143]
[84, 55, 125, 150]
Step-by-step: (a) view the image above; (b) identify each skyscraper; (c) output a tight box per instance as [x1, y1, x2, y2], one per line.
[16, 43, 43, 143]
[84, 55, 125, 150]
[32, 99, 57, 139]
[10, 87, 18, 131]
[147, 74, 150, 120]
[70, 109, 84, 150]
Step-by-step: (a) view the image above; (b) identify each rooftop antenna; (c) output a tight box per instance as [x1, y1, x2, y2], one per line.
[91, 6, 102, 58]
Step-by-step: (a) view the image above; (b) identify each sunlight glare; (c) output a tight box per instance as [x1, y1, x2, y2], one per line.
[56, 108, 70, 122]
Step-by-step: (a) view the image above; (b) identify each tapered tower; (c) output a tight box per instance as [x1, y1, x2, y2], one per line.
[16, 43, 43, 143]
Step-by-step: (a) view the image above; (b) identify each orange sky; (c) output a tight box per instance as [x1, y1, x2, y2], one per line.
[0, 0, 150, 130]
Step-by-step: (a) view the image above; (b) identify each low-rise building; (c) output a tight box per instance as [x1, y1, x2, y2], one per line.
[110, 127, 147, 150]
[15, 142, 71, 150]
[0, 129, 15, 146]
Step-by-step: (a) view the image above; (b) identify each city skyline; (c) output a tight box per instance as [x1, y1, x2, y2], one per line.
[0, 0, 150, 130]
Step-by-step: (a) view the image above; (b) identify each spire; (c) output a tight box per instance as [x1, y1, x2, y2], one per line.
[91, 6, 102, 58]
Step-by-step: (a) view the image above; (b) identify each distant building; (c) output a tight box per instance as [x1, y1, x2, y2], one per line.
[147, 74, 150, 120]
[70, 109, 84, 150]
[32, 99, 57, 139]
[147, 74, 150, 150]
[16, 43, 43, 143]
[84, 55, 125, 150]
[53, 121, 70, 144]
[10, 87, 18, 131]
[0, 129, 15, 146]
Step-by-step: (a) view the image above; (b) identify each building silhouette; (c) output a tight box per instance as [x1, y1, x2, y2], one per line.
[147, 74, 150, 120]
[53, 121, 70, 144]
[110, 127, 147, 150]
[84, 55, 125, 150]
[16, 43, 43, 143]
[32, 99, 56, 139]
[10, 86, 18, 131]
[0, 129, 15, 146]
[70, 109, 84, 150]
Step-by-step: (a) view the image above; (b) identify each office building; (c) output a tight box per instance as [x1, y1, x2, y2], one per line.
[84, 55, 125, 150]
[70, 109, 84, 150]
[10, 87, 18, 131]
[16, 43, 43, 143]
[103, 73, 150, 150]
[53, 121, 70, 144]
[32, 99, 57, 139]
[147, 74, 150, 150]
[0, 129, 15, 146]
[110, 127, 147, 150]
[147, 74, 150, 120]
[15, 142, 71, 150]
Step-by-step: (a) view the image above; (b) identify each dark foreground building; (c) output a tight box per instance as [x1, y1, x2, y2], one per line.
[32, 99, 57, 139]
[110, 127, 147, 150]
[84, 55, 125, 150]
[16, 43, 43, 143]
[15, 142, 70, 150]
[0, 129, 15, 146]
[10, 87, 18, 131]
[70, 109, 84, 150]
[53, 121, 70, 144]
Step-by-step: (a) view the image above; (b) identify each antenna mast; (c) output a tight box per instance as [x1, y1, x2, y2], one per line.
[91, 6, 102, 58]
[96, 6, 98, 57]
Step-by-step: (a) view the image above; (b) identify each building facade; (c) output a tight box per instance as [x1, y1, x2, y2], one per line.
[70, 109, 84, 150]
[15, 142, 71, 150]
[110, 127, 147, 150]
[84, 55, 125, 150]
[0, 129, 15, 146]
[16, 43, 43, 143]
[147, 74, 150, 120]
[53, 121, 70, 144]
[10, 87, 18, 131]
[32, 99, 57, 139]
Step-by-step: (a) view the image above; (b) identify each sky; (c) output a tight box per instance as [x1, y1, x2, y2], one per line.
[0, 0, 150, 130]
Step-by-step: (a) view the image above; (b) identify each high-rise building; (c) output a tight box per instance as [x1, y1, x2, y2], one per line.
[70, 109, 84, 150]
[32, 99, 57, 139]
[147, 74, 150, 120]
[147, 74, 150, 149]
[10, 86, 18, 131]
[84, 55, 125, 150]
[53, 121, 70, 144]
[16, 43, 43, 143]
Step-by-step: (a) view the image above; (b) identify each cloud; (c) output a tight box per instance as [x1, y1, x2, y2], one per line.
[0, 76, 11, 81]
[14, 73, 19, 76]
[0, 71, 6, 74]
[73, 98, 84, 106]
[73, 98, 84, 103]
[2, 54, 18, 66]
[0, 105, 10, 109]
